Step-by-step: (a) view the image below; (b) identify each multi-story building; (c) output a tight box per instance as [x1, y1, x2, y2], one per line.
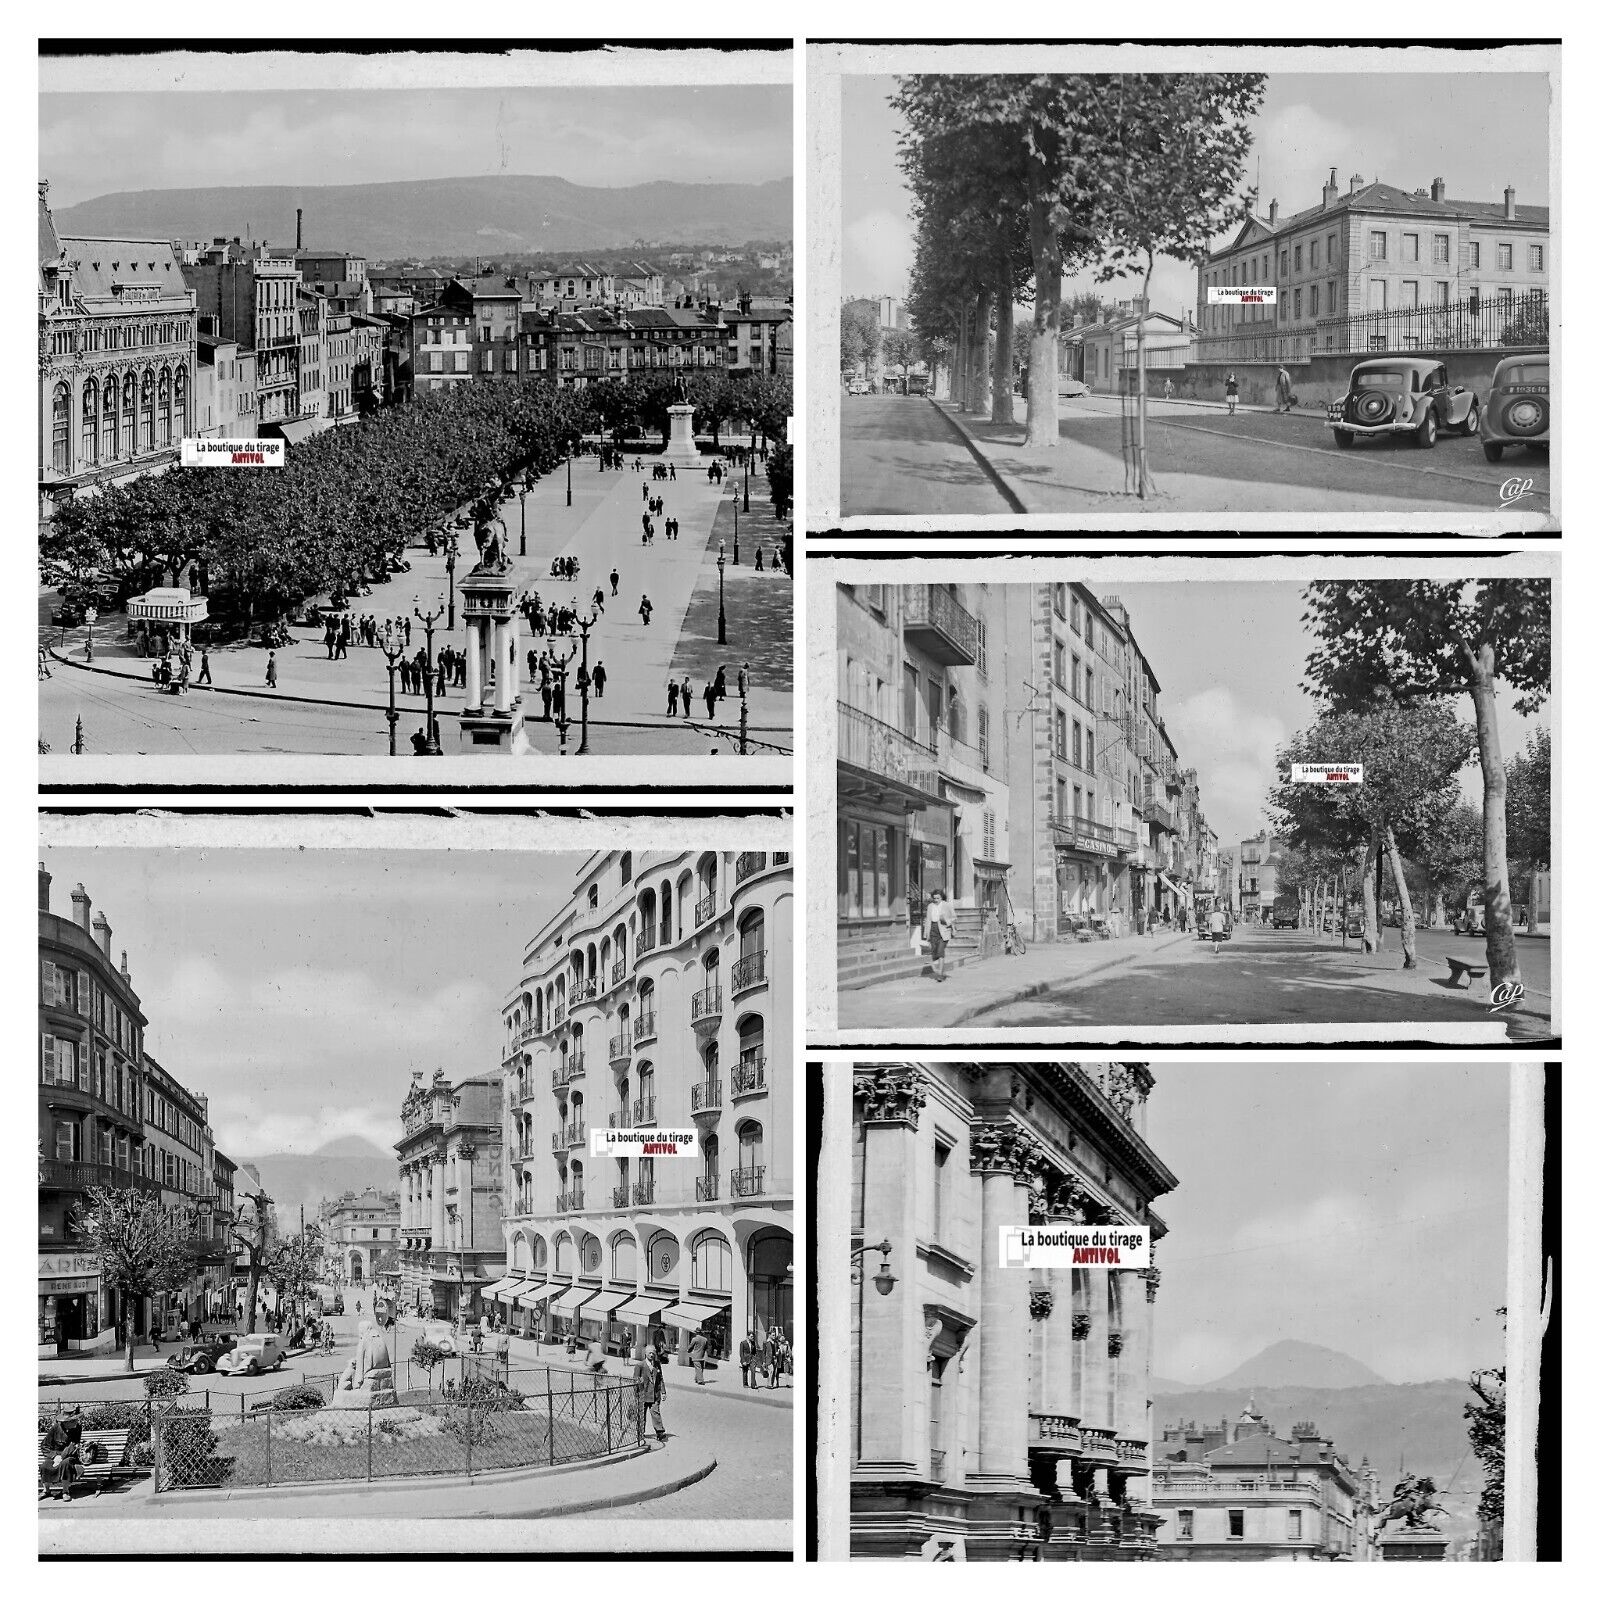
[319, 1187, 401, 1286]
[523, 262, 664, 312]
[624, 304, 727, 376]
[1153, 1405, 1362, 1560]
[194, 330, 255, 439]
[321, 305, 354, 421]
[439, 278, 525, 382]
[494, 850, 793, 1369]
[407, 303, 475, 396]
[723, 294, 793, 377]
[140, 1054, 214, 1327]
[183, 246, 302, 426]
[1197, 172, 1551, 356]
[1237, 832, 1283, 921]
[349, 313, 388, 411]
[849, 1063, 1175, 1560]
[837, 581, 1012, 983]
[38, 864, 154, 1354]
[395, 1070, 506, 1322]
[39, 181, 198, 520]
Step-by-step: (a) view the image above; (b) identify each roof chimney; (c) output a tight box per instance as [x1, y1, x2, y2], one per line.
[120, 950, 131, 982]
[70, 882, 91, 931]
[38, 862, 51, 912]
[1322, 168, 1338, 209]
[1268, 198, 1279, 225]
[1350, 173, 1363, 194]
[1430, 177, 1445, 203]
[1504, 186, 1517, 220]
[296, 208, 303, 250]
[92, 909, 112, 957]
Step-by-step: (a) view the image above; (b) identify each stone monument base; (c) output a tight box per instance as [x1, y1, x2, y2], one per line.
[1376, 1526, 1449, 1560]
[330, 1375, 397, 1409]
[662, 402, 701, 462]
[459, 701, 528, 754]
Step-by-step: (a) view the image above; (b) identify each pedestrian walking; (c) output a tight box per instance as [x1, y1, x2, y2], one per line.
[197, 649, 212, 685]
[713, 664, 727, 702]
[680, 675, 693, 717]
[593, 585, 606, 613]
[669, 462, 676, 481]
[265, 651, 278, 688]
[689, 1328, 708, 1384]
[739, 1331, 756, 1388]
[609, 566, 620, 596]
[592, 661, 606, 699]
[765, 1328, 781, 1389]
[1209, 906, 1227, 952]
[643, 483, 650, 503]
[703, 679, 717, 719]
[667, 680, 679, 716]
[404, 617, 412, 647]
[1225, 371, 1240, 414]
[755, 547, 764, 572]
[639, 594, 653, 626]
[926, 890, 954, 982]
[1275, 364, 1293, 413]
[635, 1343, 667, 1444]
[1164, 377, 1175, 401]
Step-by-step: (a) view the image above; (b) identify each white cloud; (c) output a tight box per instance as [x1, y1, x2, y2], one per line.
[1163, 685, 1287, 843]
[844, 208, 916, 300]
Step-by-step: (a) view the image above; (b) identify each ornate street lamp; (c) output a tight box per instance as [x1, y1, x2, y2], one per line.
[444, 530, 460, 633]
[573, 605, 601, 755]
[413, 595, 446, 756]
[716, 541, 727, 645]
[850, 1240, 896, 1297]
[379, 637, 406, 756]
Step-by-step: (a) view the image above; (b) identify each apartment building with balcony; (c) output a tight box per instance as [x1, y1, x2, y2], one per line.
[850, 1063, 1175, 1560]
[395, 1069, 506, 1323]
[493, 849, 793, 1369]
[183, 246, 303, 425]
[140, 1052, 218, 1328]
[836, 581, 1013, 986]
[1236, 831, 1285, 922]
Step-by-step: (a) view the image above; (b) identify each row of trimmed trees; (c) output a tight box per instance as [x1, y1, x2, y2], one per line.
[1269, 580, 1550, 1002]
[894, 73, 1265, 492]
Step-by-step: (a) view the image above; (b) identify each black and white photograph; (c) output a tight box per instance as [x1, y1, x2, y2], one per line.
[37, 46, 794, 782]
[813, 556, 1557, 1042]
[36, 816, 794, 1554]
[809, 43, 1558, 533]
[816, 1060, 1546, 1560]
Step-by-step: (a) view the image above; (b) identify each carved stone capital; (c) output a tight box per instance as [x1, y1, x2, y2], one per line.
[1071, 1312, 1092, 1341]
[968, 1120, 1045, 1184]
[1107, 1331, 1124, 1359]
[1030, 1289, 1055, 1320]
[1029, 1168, 1087, 1225]
[1141, 1267, 1162, 1304]
[853, 1066, 926, 1128]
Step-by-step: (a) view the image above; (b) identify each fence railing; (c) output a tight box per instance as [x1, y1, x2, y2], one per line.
[731, 950, 766, 993]
[691, 1076, 722, 1112]
[733, 1052, 766, 1096]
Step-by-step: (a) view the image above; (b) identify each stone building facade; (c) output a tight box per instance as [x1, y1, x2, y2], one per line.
[850, 1063, 1176, 1560]
[320, 1186, 401, 1285]
[494, 849, 793, 1367]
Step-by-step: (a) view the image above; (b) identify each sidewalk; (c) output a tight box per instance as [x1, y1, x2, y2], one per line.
[837, 931, 1191, 1030]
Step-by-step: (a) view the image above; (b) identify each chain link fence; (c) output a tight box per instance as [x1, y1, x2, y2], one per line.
[149, 1366, 641, 1492]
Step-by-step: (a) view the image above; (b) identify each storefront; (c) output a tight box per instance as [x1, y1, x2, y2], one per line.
[579, 1288, 634, 1356]
[514, 1280, 560, 1340]
[747, 1230, 793, 1344]
[39, 1250, 104, 1356]
[1054, 837, 1117, 933]
[616, 1290, 676, 1355]
[908, 802, 954, 929]
[661, 1298, 732, 1363]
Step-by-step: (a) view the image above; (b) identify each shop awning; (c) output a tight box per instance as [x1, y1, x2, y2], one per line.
[578, 1289, 630, 1319]
[483, 1277, 522, 1301]
[658, 1300, 729, 1330]
[612, 1292, 675, 1321]
[552, 1286, 596, 1315]
[515, 1281, 560, 1307]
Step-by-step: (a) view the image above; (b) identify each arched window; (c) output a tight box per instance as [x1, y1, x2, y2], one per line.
[737, 1014, 765, 1082]
[101, 376, 117, 460]
[157, 367, 172, 448]
[580, 1233, 601, 1275]
[80, 378, 98, 465]
[636, 980, 655, 1038]
[620, 852, 633, 883]
[735, 1120, 764, 1197]
[121, 374, 135, 456]
[691, 1229, 732, 1292]
[553, 1232, 572, 1275]
[531, 1236, 548, 1271]
[139, 370, 155, 453]
[611, 1232, 638, 1282]
[51, 383, 70, 473]
[512, 1235, 528, 1272]
[636, 1063, 655, 1125]
[174, 367, 188, 437]
[701, 1133, 720, 1200]
[660, 881, 673, 943]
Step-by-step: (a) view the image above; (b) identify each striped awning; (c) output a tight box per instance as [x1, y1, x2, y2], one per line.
[658, 1300, 729, 1331]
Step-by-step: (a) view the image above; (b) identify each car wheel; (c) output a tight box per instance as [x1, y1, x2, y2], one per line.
[1412, 409, 1437, 449]
[1483, 440, 1505, 463]
[1502, 395, 1549, 438]
[194, 1356, 213, 1375]
[1332, 428, 1353, 449]
[246, 1360, 259, 1376]
[1458, 401, 1479, 436]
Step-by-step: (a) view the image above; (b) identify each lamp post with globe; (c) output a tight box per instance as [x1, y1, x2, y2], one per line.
[716, 541, 727, 646]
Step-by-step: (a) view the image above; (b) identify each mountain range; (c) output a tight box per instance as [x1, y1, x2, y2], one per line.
[234, 1134, 397, 1222]
[51, 175, 794, 259]
[1155, 1339, 1391, 1393]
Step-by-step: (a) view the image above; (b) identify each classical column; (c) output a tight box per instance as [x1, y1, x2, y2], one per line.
[1082, 1265, 1114, 1503]
[853, 1067, 926, 1479]
[1114, 1268, 1146, 1447]
[465, 620, 484, 712]
[431, 1154, 446, 1245]
[1035, 1172, 1086, 1504]
[458, 1144, 476, 1250]
[494, 616, 513, 713]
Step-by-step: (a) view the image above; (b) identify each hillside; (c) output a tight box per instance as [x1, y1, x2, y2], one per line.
[1207, 1339, 1391, 1391]
[234, 1136, 396, 1221]
[52, 175, 794, 258]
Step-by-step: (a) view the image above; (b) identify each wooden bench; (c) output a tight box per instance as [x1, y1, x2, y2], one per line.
[1445, 958, 1488, 990]
[40, 1428, 133, 1499]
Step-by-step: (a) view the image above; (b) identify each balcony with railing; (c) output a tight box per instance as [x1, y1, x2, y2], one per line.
[632, 1179, 655, 1206]
[736, 851, 767, 883]
[933, 722, 992, 787]
[565, 1122, 586, 1150]
[1143, 797, 1175, 833]
[836, 702, 938, 797]
[552, 1057, 585, 1089]
[633, 1096, 657, 1127]
[608, 1033, 629, 1065]
[1029, 1413, 1083, 1451]
[691, 1076, 722, 1114]
[611, 960, 625, 988]
[635, 928, 658, 959]
[1116, 1437, 1150, 1473]
[1081, 1426, 1118, 1461]
[733, 1051, 766, 1097]
[731, 1165, 765, 1198]
[690, 986, 723, 1031]
[39, 1159, 159, 1195]
[612, 1183, 630, 1208]
[633, 1010, 657, 1047]
[731, 949, 766, 994]
[555, 1187, 585, 1213]
[695, 1174, 719, 1202]
[902, 584, 979, 666]
[608, 1109, 633, 1131]
[551, 1130, 565, 1153]
[1048, 811, 1137, 857]
[570, 979, 598, 1007]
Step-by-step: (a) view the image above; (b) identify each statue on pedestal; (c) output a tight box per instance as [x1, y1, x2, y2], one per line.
[330, 1319, 397, 1408]
[469, 497, 512, 576]
[1368, 1473, 1448, 1543]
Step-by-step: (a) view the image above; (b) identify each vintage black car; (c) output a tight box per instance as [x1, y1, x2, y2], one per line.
[1326, 358, 1479, 449]
[1480, 354, 1549, 462]
[167, 1333, 237, 1375]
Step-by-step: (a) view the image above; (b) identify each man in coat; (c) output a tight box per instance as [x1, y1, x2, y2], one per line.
[738, 1331, 757, 1389]
[689, 1328, 709, 1384]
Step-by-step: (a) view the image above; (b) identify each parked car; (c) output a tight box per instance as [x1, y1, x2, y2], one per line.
[1326, 358, 1479, 449]
[845, 379, 869, 396]
[169, 1333, 237, 1375]
[215, 1333, 287, 1377]
[1453, 904, 1486, 936]
[417, 1318, 459, 1355]
[1480, 354, 1549, 462]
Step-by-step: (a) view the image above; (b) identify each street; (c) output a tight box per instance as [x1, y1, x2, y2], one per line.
[841, 393, 1553, 517]
[979, 923, 1553, 1038]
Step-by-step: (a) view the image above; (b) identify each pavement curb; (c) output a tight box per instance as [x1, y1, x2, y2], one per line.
[927, 399, 1028, 515]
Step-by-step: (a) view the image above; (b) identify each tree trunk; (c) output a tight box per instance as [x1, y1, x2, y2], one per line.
[1384, 825, 1419, 969]
[245, 1258, 261, 1334]
[953, 306, 967, 409]
[973, 288, 994, 419]
[1025, 157, 1062, 449]
[1360, 830, 1380, 953]
[1135, 255, 1155, 497]
[993, 291, 1015, 425]
[1470, 654, 1524, 998]
[124, 1307, 135, 1371]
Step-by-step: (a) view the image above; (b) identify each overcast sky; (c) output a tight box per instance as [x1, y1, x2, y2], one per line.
[1145, 1061, 1510, 1384]
[1079, 579, 1550, 848]
[40, 83, 793, 210]
[842, 70, 1552, 316]
[40, 847, 586, 1161]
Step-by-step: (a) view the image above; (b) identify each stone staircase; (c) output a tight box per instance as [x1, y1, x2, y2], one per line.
[837, 910, 985, 992]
